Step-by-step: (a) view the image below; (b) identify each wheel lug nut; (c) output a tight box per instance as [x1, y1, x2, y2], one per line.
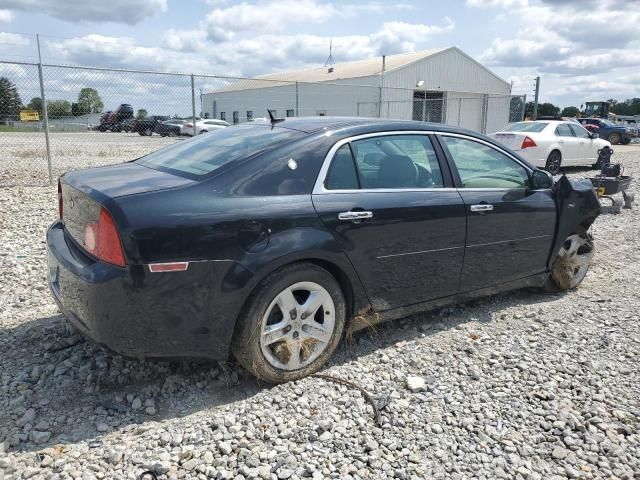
[293, 331, 299, 339]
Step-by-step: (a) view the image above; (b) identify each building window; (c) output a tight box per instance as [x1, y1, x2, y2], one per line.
[317, 110, 327, 116]
[233, 111, 239, 124]
[286, 109, 295, 117]
[246, 110, 253, 121]
[220, 112, 226, 121]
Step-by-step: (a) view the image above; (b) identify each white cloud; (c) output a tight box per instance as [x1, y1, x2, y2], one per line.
[0, 0, 167, 24]
[0, 9, 14, 22]
[204, 0, 338, 41]
[47, 34, 212, 73]
[468, 0, 640, 104]
[0, 31, 30, 47]
[465, 0, 528, 7]
[47, 11, 454, 77]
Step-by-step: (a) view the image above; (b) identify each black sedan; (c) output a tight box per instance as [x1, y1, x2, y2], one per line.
[47, 117, 600, 382]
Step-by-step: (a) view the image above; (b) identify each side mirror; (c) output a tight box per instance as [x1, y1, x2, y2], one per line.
[531, 169, 553, 189]
[590, 132, 599, 139]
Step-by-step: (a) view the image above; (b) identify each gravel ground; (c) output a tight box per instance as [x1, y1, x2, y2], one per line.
[0, 132, 179, 186]
[0, 140, 639, 480]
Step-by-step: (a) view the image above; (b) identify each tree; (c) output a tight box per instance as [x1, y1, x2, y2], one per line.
[0, 76, 23, 120]
[524, 101, 560, 119]
[537, 102, 560, 117]
[47, 100, 72, 118]
[76, 87, 103, 115]
[27, 97, 43, 115]
[561, 106, 579, 117]
[136, 109, 148, 120]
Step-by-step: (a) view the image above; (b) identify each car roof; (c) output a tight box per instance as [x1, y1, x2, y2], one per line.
[266, 116, 486, 135]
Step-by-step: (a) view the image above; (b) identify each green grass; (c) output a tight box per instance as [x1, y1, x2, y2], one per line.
[0, 125, 42, 132]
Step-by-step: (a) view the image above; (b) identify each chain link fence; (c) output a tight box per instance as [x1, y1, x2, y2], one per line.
[0, 60, 525, 186]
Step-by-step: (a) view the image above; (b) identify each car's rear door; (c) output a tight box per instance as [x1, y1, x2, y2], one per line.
[312, 132, 466, 311]
[437, 134, 556, 292]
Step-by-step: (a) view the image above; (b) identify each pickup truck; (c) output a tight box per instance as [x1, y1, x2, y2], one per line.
[577, 118, 633, 145]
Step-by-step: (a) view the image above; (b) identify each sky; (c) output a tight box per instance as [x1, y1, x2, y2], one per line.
[0, 0, 639, 110]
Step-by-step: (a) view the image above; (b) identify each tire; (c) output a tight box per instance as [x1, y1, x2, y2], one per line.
[544, 232, 594, 292]
[621, 138, 630, 145]
[545, 150, 562, 175]
[608, 133, 621, 145]
[198, 130, 207, 135]
[144, 128, 153, 136]
[232, 263, 346, 383]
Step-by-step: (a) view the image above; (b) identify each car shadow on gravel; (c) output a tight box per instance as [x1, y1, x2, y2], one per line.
[2, 287, 563, 453]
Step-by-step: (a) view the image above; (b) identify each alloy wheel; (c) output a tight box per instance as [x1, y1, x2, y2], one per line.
[546, 151, 561, 175]
[259, 281, 336, 371]
[551, 234, 594, 290]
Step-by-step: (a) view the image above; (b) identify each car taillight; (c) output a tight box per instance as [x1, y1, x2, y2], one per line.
[521, 136, 537, 149]
[83, 207, 126, 267]
[185, 123, 193, 128]
[57, 179, 63, 220]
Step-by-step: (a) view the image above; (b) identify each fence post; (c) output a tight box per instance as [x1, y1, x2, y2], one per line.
[457, 98, 462, 126]
[190, 74, 197, 135]
[378, 55, 386, 118]
[295, 81, 299, 117]
[37, 34, 53, 185]
[521, 94, 527, 121]
[481, 94, 489, 134]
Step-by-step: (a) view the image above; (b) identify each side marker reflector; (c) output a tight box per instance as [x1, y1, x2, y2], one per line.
[148, 262, 189, 273]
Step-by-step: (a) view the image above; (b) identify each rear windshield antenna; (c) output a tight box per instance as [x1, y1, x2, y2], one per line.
[267, 109, 285, 124]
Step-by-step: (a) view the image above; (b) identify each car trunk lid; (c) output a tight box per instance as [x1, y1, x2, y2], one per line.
[491, 132, 528, 151]
[62, 162, 195, 199]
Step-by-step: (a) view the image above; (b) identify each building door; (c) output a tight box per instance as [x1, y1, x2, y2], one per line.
[413, 91, 444, 123]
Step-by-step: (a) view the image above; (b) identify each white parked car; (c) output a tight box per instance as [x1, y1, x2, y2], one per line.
[489, 120, 611, 174]
[184, 119, 230, 136]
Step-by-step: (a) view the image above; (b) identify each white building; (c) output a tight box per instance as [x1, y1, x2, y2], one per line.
[202, 47, 515, 134]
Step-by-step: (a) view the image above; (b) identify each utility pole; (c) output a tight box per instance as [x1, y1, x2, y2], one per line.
[36, 34, 53, 185]
[533, 76, 540, 120]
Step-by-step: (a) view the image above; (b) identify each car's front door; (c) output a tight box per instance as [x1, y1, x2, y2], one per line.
[570, 123, 597, 163]
[555, 122, 580, 165]
[437, 134, 557, 292]
[312, 132, 467, 311]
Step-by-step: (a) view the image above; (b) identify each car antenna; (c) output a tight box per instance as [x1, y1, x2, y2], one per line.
[267, 109, 285, 124]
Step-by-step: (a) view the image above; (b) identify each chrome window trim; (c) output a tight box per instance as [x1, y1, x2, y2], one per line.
[312, 130, 441, 195]
[313, 130, 537, 195]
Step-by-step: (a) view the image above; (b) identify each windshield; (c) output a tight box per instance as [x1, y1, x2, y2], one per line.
[503, 122, 548, 133]
[137, 124, 304, 177]
[600, 119, 615, 126]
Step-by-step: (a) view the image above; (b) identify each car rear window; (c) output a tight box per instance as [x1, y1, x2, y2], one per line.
[137, 124, 304, 177]
[504, 122, 548, 133]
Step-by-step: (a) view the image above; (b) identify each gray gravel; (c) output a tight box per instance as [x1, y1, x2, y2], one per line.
[0, 138, 639, 479]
